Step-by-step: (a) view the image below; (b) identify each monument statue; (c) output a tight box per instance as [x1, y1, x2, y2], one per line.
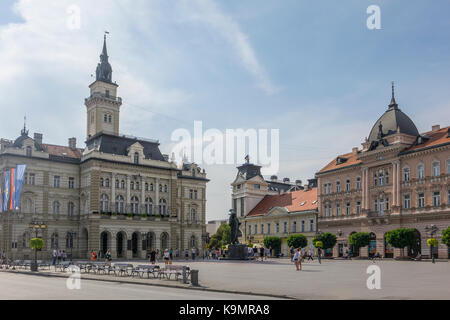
[228, 209, 241, 245]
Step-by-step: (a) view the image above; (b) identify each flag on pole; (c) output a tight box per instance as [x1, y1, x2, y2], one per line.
[3, 171, 10, 212]
[14, 164, 26, 211]
[9, 168, 15, 211]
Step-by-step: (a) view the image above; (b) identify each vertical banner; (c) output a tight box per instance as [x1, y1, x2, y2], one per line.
[3, 171, 10, 212]
[0, 171, 3, 214]
[9, 168, 15, 211]
[14, 164, 26, 211]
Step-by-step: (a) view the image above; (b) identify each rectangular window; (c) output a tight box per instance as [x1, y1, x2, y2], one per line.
[240, 198, 244, 217]
[292, 221, 296, 233]
[276, 223, 279, 233]
[253, 184, 260, 189]
[379, 200, 384, 216]
[404, 194, 411, 209]
[379, 174, 383, 186]
[254, 224, 257, 235]
[374, 175, 377, 186]
[261, 224, 264, 235]
[356, 178, 361, 190]
[385, 197, 389, 210]
[418, 193, 425, 208]
[433, 192, 440, 206]
[404, 169, 410, 181]
[68, 177, 74, 189]
[53, 176, 60, 188]
[356, 202, 361, 214]
[283, 222, 287, 233]
[194, 190, 198, 199]
[374, 199, 378, 212]
[336, 182, 341, 193]
[385, 172, 389, 184]
[336, 204, 341, 216]
[309, 219, 314, 232]
[248, 225, 251, 235]
[345, 180, 350, 192]
[267, 223, 271, 234]
[301, 220, 305, 232]
[346, 203, 350, 215]
[189, 189, 193, 199]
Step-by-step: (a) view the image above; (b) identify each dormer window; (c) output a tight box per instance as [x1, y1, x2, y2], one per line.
[26, 146, 32, 157]
[134, 152, 139, 164]
[336, 157, 347, 165]
[105, 90, 110, 98]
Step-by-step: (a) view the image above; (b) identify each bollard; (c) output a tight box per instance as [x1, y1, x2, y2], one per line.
[190, 269, 199, 286]
[182, 266, 187, 284]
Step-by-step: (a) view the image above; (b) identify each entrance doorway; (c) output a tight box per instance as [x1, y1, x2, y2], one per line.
[117, 232, 125, 258]
[338, 243, 344, 257]
[100, 232, 109, 255]
[132, 232, 139, 258]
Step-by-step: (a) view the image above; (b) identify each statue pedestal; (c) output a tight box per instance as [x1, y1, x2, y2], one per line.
[227, 244, 247, 260]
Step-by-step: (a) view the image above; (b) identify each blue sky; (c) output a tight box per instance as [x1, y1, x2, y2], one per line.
[1, 0, 449, 220]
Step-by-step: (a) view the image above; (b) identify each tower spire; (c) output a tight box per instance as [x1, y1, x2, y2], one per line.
[95, 32, 112, 83]
[389, 81, 398, 109]
[21, 115, 28, 136]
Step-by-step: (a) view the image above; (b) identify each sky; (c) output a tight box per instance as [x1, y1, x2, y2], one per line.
[0, 0, 449, 221]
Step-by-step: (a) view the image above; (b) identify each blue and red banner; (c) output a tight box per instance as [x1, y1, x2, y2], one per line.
[9, 168, 15, 211]
[3, 170, 10, 212]
[14, 164, 26, 210]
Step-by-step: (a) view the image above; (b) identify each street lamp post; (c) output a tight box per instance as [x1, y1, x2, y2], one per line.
[425, 224, 438, 263]
[68, 231, 77, 262]
[28, 221, 47, 272]
[316, 229, 323, 264]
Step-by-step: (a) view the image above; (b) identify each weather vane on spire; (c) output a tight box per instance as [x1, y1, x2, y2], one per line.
[389, 81, 397, 108]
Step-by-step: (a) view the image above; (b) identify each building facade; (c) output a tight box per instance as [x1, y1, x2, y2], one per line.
[0, 37, 208, 260]
[231, 159, 318, 255]
[316, 85, 450, 259]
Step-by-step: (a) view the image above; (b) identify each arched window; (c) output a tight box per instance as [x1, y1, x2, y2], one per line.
[105, 178, 110, 187]
[432, 161, 440, 177]
[121, 180, 125, 189]
[356, 177, 361, 190]
[22, 232, 30, 249]
[345, 179, 350, 192]
[68, 202, 75, 216]
[159, 199, 167, 215]
[145, 197, 153, 215]
[115, 195, 124, 213]
[115, 179, 119, 188]
[100, 194, 109, 212]
[130, 181, 134, 190]
[136, 182, 140, 190]
[385, 170, 390, 184]
[190, 208, 196, 222]
[100, 178, 104, 187]
[131, 196, 139, 214]
[51, 233, 59, 249]
[26, 146, 32, 157]
[418, 164, 424, 179]
[335, 181, 341, 193]
[403, 167, 410, 181]
[66, 233, 73, 249]
[379, 171, 384, 186]
[134, 152, 139, 164]
[150, 183, 154, 191]
[145, 183, 149, 191]
[52, 201, 60, 215]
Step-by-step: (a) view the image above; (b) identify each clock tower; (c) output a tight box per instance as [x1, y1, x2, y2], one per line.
[85, 34, 122, 140]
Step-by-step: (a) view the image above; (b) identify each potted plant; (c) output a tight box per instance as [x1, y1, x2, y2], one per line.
[111, 212, 117, 219]
[126, 213, 133, 220]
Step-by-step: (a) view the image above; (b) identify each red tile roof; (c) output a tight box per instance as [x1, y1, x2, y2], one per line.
[247, 188, 318, 217]
[40, 144, 83, 159]
[318, 151, 361, 174]
[403, 126, 450, 154]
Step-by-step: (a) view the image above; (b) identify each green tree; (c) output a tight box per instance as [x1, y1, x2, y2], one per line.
[263, 236, 282, 255]
[385, 228, 416, 257]
[207, 223, 231, 250]
[312, 232, 337, 250]
[30, 238, 44, 250]
[286, 234, 307, 248]
[349, 232, 370, 253]
[442, 226, 450, 247]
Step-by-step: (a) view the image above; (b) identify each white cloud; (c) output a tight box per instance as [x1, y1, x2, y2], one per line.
[177, 0, 278, 94]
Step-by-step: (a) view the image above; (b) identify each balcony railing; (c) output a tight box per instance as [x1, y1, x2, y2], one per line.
[99, 202, 171, 217]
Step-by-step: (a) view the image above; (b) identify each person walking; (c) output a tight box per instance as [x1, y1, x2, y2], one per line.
[52, 249, 57, 266]
[62, 250, 67, 262]
[317, 247, 322, 264]
[259, 246, 264, 262]
[169, 248, 173, 261]
[163, 249, 170, 265]
[185, 249, 189, 260]
[150, 248, 156, 264]
[307, 250, 313, 261]
[105, 250, 112, 266]
[191, 247, 196, 260]
[293, 249, 301, 271]
[269, 246, 273, 258]
[90, 250, 97, 261]
[57, 250, 62, 264]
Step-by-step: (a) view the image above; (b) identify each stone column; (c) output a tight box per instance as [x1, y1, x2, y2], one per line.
[126, 175, 131, 211]
[111, 234, 117, 259]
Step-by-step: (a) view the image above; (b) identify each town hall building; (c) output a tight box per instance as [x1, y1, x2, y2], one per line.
[0, 36, 208, 260]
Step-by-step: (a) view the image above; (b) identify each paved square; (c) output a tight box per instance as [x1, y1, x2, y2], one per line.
[180, 258, 450, 299]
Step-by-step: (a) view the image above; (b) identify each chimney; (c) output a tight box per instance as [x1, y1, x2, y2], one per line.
[68, 137, 76, 150]
[295, 179, 302, 186]
[270, 175, 278, 181]
[34, 133, 43, 145]
[283, 177, 290, 183]
[352, 147, 358, 155]
[432, 125, 440, 132]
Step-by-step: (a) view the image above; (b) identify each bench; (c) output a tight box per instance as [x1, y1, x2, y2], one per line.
[55, 261, 72, 272]
[113, 263, 134, 277]
[159, 265, 190, 280]
[131, 265, 160, 278]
